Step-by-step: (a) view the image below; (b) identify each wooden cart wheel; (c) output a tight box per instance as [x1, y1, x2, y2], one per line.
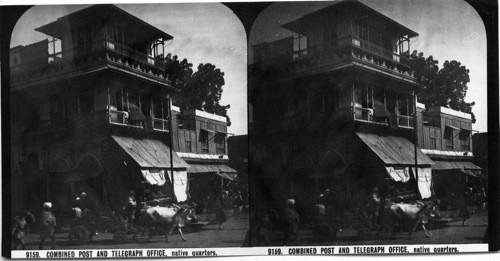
[69, 226, 89, 245]
[113, 230, 127, 243]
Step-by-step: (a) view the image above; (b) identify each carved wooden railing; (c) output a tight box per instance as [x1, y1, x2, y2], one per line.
[11, 38, 171, 87]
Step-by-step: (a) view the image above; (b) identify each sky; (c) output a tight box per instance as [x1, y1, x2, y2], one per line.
[249, 0, 488, 132]
[10, 3, 248, 135]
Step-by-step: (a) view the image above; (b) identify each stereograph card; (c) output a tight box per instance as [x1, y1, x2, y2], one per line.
[1, 0, 498, 259]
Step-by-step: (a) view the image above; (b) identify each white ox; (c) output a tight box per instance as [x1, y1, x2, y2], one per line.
[133, 204, 197, 243]
[377, 200, 439, 238]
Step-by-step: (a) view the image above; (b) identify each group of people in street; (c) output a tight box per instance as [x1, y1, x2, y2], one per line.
[209, 188, 247, 230]
[12, 183, 249, 250]
[12, 202, 58, 250]
[246, 198, 301, 246]
[458, 186, 487, 226]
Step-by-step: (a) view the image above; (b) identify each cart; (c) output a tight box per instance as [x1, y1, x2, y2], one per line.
[67, 209, 133, 245]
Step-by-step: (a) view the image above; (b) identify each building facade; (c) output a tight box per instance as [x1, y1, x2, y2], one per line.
[249, 0, 435, 219]
[416, 105, 484, 204]
[172, 107, 239, 208]
[9, 5, 236, 215]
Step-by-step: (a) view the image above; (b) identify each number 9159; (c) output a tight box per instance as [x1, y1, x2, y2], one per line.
[268, 248, 282, 255]
[26, 251, 40, 258]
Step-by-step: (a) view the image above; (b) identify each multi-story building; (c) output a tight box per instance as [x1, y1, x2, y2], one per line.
[172, 107, 239, 206]
[9, 4, 236, 214]
[416, 105, 483, 201]
[249, 0, 434, 217]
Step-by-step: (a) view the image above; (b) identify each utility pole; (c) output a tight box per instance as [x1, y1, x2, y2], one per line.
[413, 91, 420, 198]
[168, 95, 176, 202]
[44, 120, 54, 202]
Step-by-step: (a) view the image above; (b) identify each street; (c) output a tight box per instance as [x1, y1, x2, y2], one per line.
[15, 210, 487, 249]
[265, 209, 488, 246]
[21, 214, 249, 250]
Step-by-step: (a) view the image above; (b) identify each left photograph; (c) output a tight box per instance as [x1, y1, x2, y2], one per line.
[9, 3, 248, 250]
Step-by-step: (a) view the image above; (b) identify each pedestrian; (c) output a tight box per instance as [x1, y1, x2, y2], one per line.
[124, 190, 137, 230]
[322, 188, 335, 218]
[476, 187, 487, 211]
[282, 198, 300, 246]
[322, 189, 331, 204]
[80, 192, 90, 218]
[236, 191, 245, 212]
[39, 202, 57, 250]
[71, 194, 82, 219]
[80, 192, 98, 221]
[458, 190, 471, 226]
[12, 211, 36, 250]
[368, 187, 381, 230]
[215, 190, 227, 230]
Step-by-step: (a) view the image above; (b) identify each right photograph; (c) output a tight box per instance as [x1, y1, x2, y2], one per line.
[248, 0, 488, 247]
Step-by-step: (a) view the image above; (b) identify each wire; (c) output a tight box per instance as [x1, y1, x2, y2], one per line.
[164, 38, 174, 47]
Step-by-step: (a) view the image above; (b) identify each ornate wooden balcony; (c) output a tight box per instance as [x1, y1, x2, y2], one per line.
[267, 36, 415, 82]
[13, 109, 171, 145]
[278, 106, 413, 131]
[10, 38, 172, 90]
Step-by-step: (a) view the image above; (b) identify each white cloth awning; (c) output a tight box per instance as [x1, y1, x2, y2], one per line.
[385, 167, 411, 183]
[412, 167, 433, 199]
[141, 169, 167, 186]
[170, 170, 188, 202]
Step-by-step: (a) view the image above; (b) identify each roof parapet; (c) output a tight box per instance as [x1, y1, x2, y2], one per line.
[428, 106, 472, 120]
[417, 102, 426, 109]
[182, 109, 227, 122]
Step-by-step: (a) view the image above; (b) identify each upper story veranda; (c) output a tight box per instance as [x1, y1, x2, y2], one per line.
[251, 0, 418, 83]
[10, 5, 174, 90]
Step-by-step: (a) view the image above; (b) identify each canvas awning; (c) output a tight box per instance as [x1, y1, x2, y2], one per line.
[432, 160, 483, 178]
[171, 170, 188, 202]
[445, 124, 460, 131]
[188, 163, 243, 182]
[188, 163, 238, 174]
[357, 132, 433, 199]
[128, 103, 146, 121]
[141, 169, 167, 186]
[200, 127, 216, 133]
[460, 169, 478, 178]
[432, 160, 481, 171]
[373, 100, 390, 118]
[67, 170, 100, 182]
[412, 167, 433, 199]
[111, 136, 190, 169]
[385, 166, 411, 183]
[459, 128, 471, 134]
[216, 172, 241, 182]
[357, 132, 434, 166]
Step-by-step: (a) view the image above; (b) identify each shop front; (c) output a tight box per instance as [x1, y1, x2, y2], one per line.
[356, 132, 434, 200]
[110, 135, 190, 206]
